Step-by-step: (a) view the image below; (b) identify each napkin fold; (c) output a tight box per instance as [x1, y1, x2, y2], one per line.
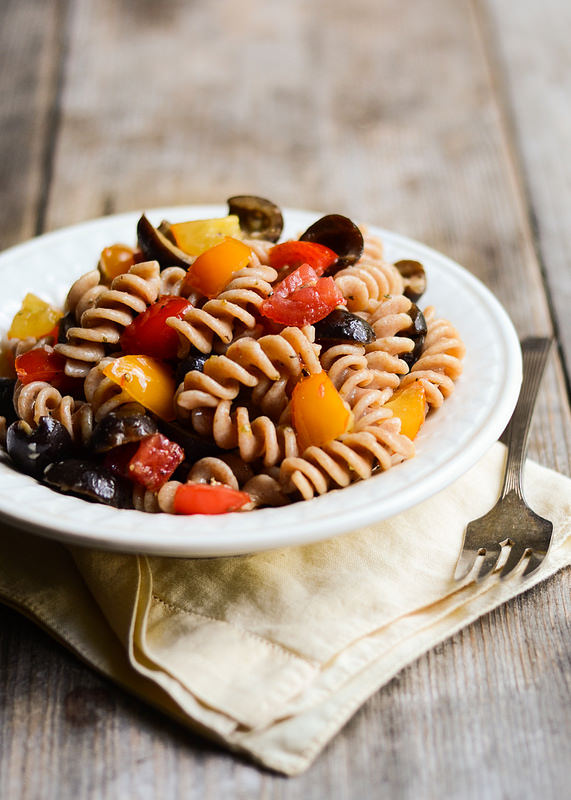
[0, 442, 569, 775]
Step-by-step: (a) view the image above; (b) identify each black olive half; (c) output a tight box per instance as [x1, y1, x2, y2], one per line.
[300, 214, 364, 273]
[137, 214, 193, 269]
[6, 417, 75, 478]
[227, 195, 283, 242]
[394, 260, 427, 303]
[398, 304, 427, 368]
[175, 350, 210, 384]
[90, 412, 159, 453]
[314, 308, 375, 345]
[43, 459, 132, 508]
[0, 378, 17, 426]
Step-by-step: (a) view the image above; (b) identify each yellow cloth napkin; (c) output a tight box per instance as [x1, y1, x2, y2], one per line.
[0, 442, 569, 775]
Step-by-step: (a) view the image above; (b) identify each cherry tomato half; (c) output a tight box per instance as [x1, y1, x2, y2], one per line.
[99, 244, 136, 281]
[269, 241, 337, 276]
[260, 263, 346, 326]
[120, 296, 192, 360]
[173, 483, 251, 515]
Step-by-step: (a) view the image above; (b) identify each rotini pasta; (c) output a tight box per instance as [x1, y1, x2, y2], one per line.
[55, 260, 161, 377]
[398, 306, 465, 408]
[13, 380, 93, 445]
[166, 261, 278, 356]
[0, 200, 465, 516]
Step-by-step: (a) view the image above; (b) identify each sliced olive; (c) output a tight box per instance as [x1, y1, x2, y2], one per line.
[90, 412, 159, 453]
[0, 378, 17, 426]
[43, 459, 132, 508]
[6, 417, 75, 478]
[227, 195, 283, 242]
[398, 304, 427, 368]
[394, 260, 427, 303]
[314, 308, 375, 345]
[175, 350, 210, 384]
[137, 214, 193, 269]
[156, 419, 224, 462]
[300, 214, 364, 272]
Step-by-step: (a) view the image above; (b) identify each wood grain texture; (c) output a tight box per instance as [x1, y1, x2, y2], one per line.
[481, 0, 571, 385]
[0, 0, 68, 249]
[0, 0, 569, 797]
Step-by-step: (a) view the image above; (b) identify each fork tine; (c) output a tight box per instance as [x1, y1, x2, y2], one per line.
[454, 549, 478, 581]
[499, 543, 528, 580]
[522, 550, 546, 578]
[476, 546, 502, 582]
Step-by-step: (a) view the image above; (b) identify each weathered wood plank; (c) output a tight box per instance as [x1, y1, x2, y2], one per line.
[0, 0, 569, 797]
[0, 0, 68, 249]
[481, 0, 571, 385]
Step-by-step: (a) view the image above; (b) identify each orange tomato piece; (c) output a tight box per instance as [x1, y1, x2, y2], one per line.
[103, 355, 176, 421]
[291, 371, 351, 452]
[99, 244, 136, 280]
[170, 216, 242, 256]
[383, 381, 427, 439]
[182, 237, 252, 298]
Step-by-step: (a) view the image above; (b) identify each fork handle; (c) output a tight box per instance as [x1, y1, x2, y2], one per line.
[500, 337, 552, 500]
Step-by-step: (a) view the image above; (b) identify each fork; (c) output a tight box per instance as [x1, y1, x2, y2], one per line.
[454, 336, 554, 583]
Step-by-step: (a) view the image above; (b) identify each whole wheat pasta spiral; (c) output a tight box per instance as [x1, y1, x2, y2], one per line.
[334, 232, 404, 312]
[166, 262, 278, 356]
[399, 306, 465, 407]
[175, 326, 321, 414]
[181, 398, 299, 467]
[13, 380, 93, 445]
[55, 261, 161, 377]
[279, 417, 415, 500]
[361, 294, 416, 380]
[320, 344, 396, 429]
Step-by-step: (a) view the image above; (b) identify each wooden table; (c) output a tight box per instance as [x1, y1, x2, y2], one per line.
[1, 0, 569, 796]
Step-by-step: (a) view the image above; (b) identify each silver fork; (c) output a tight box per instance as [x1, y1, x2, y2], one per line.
[454, 336, 554, 583]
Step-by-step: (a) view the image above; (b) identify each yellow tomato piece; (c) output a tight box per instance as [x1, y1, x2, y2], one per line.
[384, 381, 427, 439]
[103, 355, 176, 421]
[170, 216, 242, 256]
[291, 372, 351, 452]
[99, 243, 136, 280]
[183, 237, 252, 298]
[8, 293, 63, 340]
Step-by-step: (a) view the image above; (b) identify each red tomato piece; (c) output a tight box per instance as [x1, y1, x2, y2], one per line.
[129, 433, 184, 492]
[120, 296, 192, 360]
[269, 241, 338, 276]
[15, 346, 75, 390]
[261, 264, 346, 326]
[173, 483, 251, 515]
[105, 434, 184, 492]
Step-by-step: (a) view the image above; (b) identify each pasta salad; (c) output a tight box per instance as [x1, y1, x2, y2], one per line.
[0, 197, 465, 514]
